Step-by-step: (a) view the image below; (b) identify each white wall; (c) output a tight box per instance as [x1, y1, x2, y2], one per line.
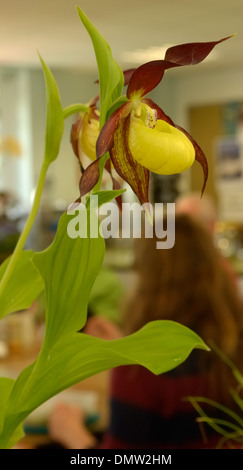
[0, 69, 33, 208]
[171, 64, 243, 128]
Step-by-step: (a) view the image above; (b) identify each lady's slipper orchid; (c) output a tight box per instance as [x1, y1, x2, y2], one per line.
[77, 36, 233, 205]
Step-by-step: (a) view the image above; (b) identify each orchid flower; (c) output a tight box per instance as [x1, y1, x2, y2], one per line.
[75, 35, 233, 205]
[70, 97, 100, 170]
[71, 100, 121, 201]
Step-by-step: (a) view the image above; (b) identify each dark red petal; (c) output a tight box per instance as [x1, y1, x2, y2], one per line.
[107, 160, 123, 209]
[165, 35, 233, 65]
[79, 157, 123, 208]
[104, 159, 123, 210]
[89, 94, 100, 106]
[123, 68, 136, 86]
[110, 115, 150, 205]
[96, 101, 131, 158]
[70, 117, 83, 160]
[95, 69, 136, 88]
[143, 98, 208, 194]
[127, 36, 233, 99]
[177, 125, 208, 196]
[127, 60, 178, 99]
[67, 197, 81, 212]
[79, 158, 102, 197]
[89, 104, 100, 121]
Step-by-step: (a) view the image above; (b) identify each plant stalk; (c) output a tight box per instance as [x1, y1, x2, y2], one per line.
[0, 161, 49, 298]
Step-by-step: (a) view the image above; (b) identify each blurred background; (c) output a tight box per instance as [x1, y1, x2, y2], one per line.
[1, 0, 243, 448]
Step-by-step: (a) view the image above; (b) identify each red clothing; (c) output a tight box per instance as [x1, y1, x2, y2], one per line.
[100, 361, 220, 449]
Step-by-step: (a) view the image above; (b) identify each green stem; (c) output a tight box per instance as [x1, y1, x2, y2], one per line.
[63, 104, 89, 119]
[0, 161, 48, 298]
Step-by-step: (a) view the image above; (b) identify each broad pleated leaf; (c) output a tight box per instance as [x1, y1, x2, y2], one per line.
[0, 250, 44, 319]
[1, 320, 208, 448]
[110, 115, 150, 205]
[33, 211, 105, 346]
[0, 378, 24, 449]
[39, 54, 64, 165]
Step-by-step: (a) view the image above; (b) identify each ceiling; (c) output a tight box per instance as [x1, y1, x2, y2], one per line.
[1, 0, 243, 75]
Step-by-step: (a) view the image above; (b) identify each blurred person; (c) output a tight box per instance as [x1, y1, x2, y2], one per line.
[175, 191, 239, 293]
[48, 215, 243, 449]
[175, 191, 217, 234]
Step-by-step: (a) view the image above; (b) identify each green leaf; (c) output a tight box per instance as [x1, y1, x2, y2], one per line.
[77, 7, 124, 127]
[39, 54, 64, 165]
[33, 210, 105, 346]
[186, 397, 243, 443]
[0, 378, 14, 434]
[86, 188, 126, 209]
[231, 388, 243, 413]
[106, 95, 129, 120]
[0, 378, 24, 449]
[1, 320, 208, 444]
[47, 320, 209, 389]
[187, 396, 243, 428]
[89, 267, 124, 323]
[0, 250, 44, 319]
[211, 342, 243, 387]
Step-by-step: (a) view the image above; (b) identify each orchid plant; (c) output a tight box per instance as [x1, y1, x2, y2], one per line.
[187, 345, 243, 449]
[0, 7, 232, 448]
